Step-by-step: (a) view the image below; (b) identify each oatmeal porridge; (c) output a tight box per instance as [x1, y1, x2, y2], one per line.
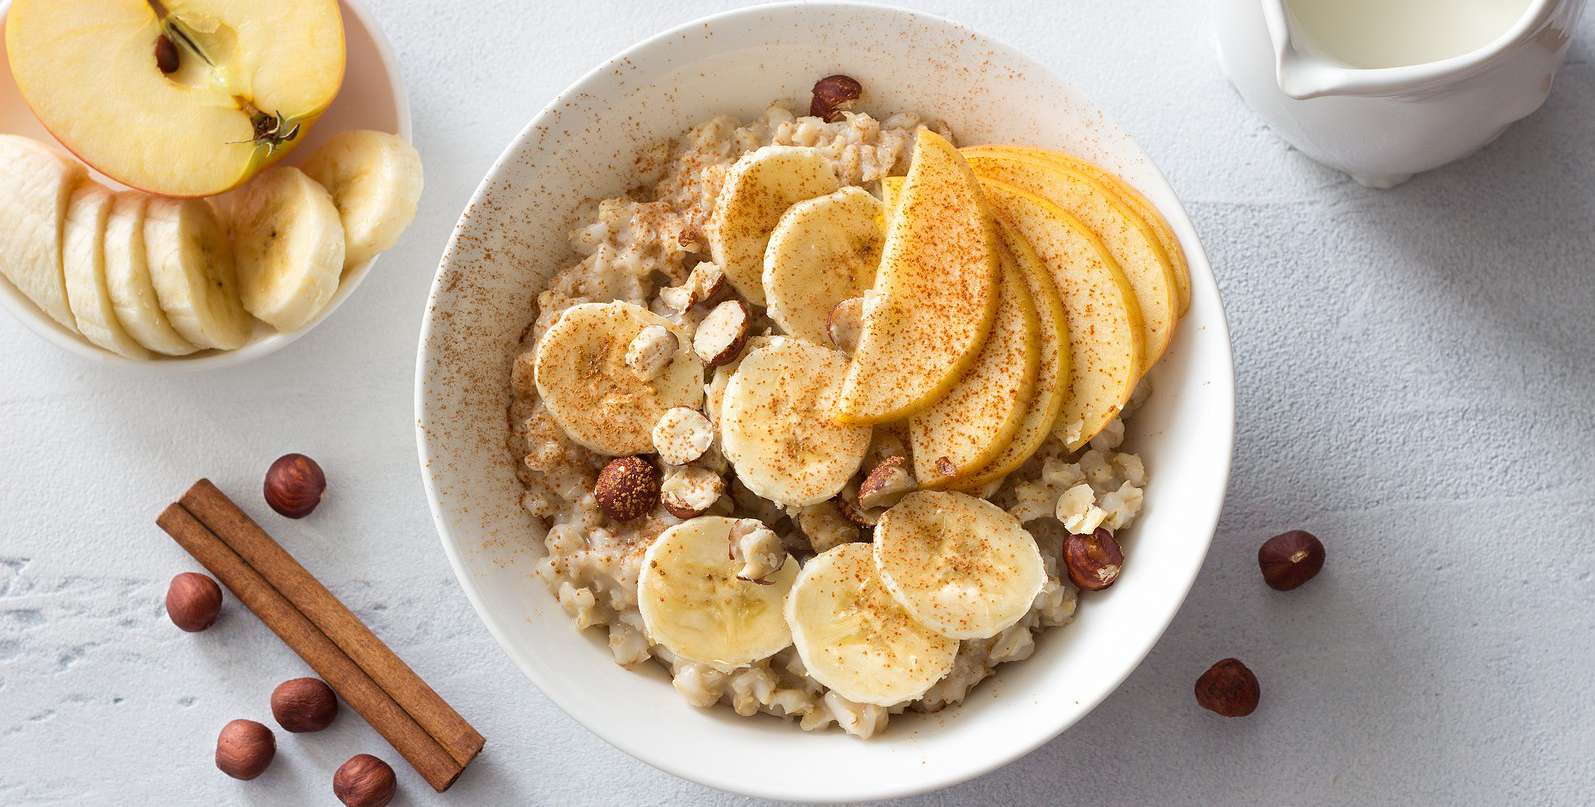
[507, 81, 1185, 739]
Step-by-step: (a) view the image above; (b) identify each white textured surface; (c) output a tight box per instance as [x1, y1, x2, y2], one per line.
[0, 1, 1591, 804]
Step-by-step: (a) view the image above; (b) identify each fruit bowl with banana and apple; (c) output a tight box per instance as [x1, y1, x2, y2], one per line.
[0, 0, 415, 370]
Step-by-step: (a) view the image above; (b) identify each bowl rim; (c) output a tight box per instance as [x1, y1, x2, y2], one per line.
[0, 0, 412, 374]
[416, 2, 1236, 800]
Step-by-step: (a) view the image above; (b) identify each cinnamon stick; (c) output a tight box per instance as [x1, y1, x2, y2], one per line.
[156, 499, 477, 791]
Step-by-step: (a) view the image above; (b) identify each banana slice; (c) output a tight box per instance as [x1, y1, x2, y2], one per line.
[762, 187, 884, 343]
[224, 166, 345, 331]
[103, 193, 197, 356]
[637, 516, 798, 672]
[299, 130, 424, 272]
[534, 301, 703, 456]
[707, 145, 841, 305]
[874, 490, 1045, 640]
[0, 135, 84, 330]
[785, 542, 958, 706]
[144, 198, 253, 351]
[719, 338, 871, 507]
[62, 183, 150, 360]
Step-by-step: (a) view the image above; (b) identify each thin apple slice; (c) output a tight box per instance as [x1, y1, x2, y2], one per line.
[0, 135, 85, 331]
[910, 247, 1039, 487]
[965, 144, 1190, 313]
[979, 178, 1143, 451]
[966, 151, 1177, 373]
[956, 221, 1071, 490]
[5, 0, 346, 197]
[834, 129, 1001, 424]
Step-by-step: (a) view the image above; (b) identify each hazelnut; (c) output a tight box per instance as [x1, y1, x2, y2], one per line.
[683, 261, 728, 308]
[165, 572, 222, 632]
[1258, 530, 1325, 591]
[728, 519, 786, 583]
[215, 719, 275, 780]
[154, 34, 180, 75]
[594, 456, 661, 522]
[270, 677, 338, 733]
[660, 465, 725, 519]
[333, 754, 396, 807]
[625, 325, 679, 381]
[1194, 658, 1260, 717]
[796, 500, 860, 554]
[810, 74, 863, 122]
[651, 407, 714, 465]
[856, 456, 915, 510]
[693, 299, 751, 367]
[827, 297, 865, 354]
[1062, 527, 1124, 591]
[264, 453, 326, 518]
[836, 484, 879, 528]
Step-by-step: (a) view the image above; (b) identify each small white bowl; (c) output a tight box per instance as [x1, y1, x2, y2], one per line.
[0, 0, 410, 372]
[418, 3, 1235, 801]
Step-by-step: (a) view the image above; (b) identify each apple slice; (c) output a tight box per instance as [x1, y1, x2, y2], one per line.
[0, 135, 85, 331]
[834, 129, 1000, 424]
[966, 151, 1177, 373]
[5, 0, 346, 198]
[910, 247, 1040, 487]
[979, 178, 1143, 451]
[965, 144, 1190, 313]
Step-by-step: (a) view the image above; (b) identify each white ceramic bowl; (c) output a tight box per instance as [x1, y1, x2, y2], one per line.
[418, 3, 1235, 801]
[0, 0, 410, 372]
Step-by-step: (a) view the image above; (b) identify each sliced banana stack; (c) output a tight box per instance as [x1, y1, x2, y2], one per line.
[301, 130, 425, 273]
[62, 183, 149, 359]
[144, 198, 253, 351]
[103, 192, 196, 356]
[874, 491, 1046, 640]
[707, 145, 841, 305]
[224, 166, 345, 331]
[0, 135, 84, 330]
[719, 338, 871, 507]
[534, 301, 703, 456]
[785, 542, 959, 706]
[637, 517, 799, 672]
[762, 186, 884, 344]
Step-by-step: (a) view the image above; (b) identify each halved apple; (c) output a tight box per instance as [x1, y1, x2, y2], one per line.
[979, 178, 1143, 451]
[966, 151, 1177, 372]
[6, 0, 346, 198]
[834, 130, 1000, 424]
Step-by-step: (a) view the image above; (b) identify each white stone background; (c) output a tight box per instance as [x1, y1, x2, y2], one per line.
[2, 0, 1592, 804]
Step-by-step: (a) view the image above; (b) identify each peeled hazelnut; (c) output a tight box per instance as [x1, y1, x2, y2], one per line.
[165, 572, 222, 632]
[594, 456, 661, 522]
[271, 677, 339, 733]
[693, 299, 751, 367]
[333, 754, 396, 807]
[810, 74, 863, 122]
[625, 325, 678, 381]
[836, 484, 878, 528]
[660, 465, 725, 519]
[154, 34, 180, 75]
[264, 453, 326, 518]
[827, 297, 865, 354]
[683, 261, 728, 308]
[857, 456, 915, 510]
[728, 519, 786, 583]
[1062, 527, 1124, 591]
[215, 719, 275, 780]
[652, 407, 714, 465]
[1258, 530, 1325, 591]
[1195, 658, 1260, 717]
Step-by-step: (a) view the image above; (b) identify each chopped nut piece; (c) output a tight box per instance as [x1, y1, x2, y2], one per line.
[625, 325, 679, 381]
[796, 500, 860, 553]
[660, 465, 725, 519]
[810, 74, 863, 122]
[728, 518, 786, 583]
[857, 455, 915, 510]
[693, 299, 751, 367]
[684, 261, 728, 307]
[594, 456, 661, 522]
[652, 407, 714, 465]
[827, 297, 865, 354]
[836, 484, 879, 527]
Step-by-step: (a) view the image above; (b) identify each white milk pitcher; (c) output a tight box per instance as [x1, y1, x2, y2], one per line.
[1214, 0, 1588, 187]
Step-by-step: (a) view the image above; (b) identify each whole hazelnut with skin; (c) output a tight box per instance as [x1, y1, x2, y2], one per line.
[1258, 530, 1325, 591]
[265, 453, 326, 518]
[215, 719, 275, 780]
[810, 74, 863, 122]
[594, 456, 661, 522]
[1195, 658, 1261, 717]
[333, 754, 396, 807]
[271, 677, 339, 732]
[165, 572, 222, 632]
[1062, 527, 1125, 591]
